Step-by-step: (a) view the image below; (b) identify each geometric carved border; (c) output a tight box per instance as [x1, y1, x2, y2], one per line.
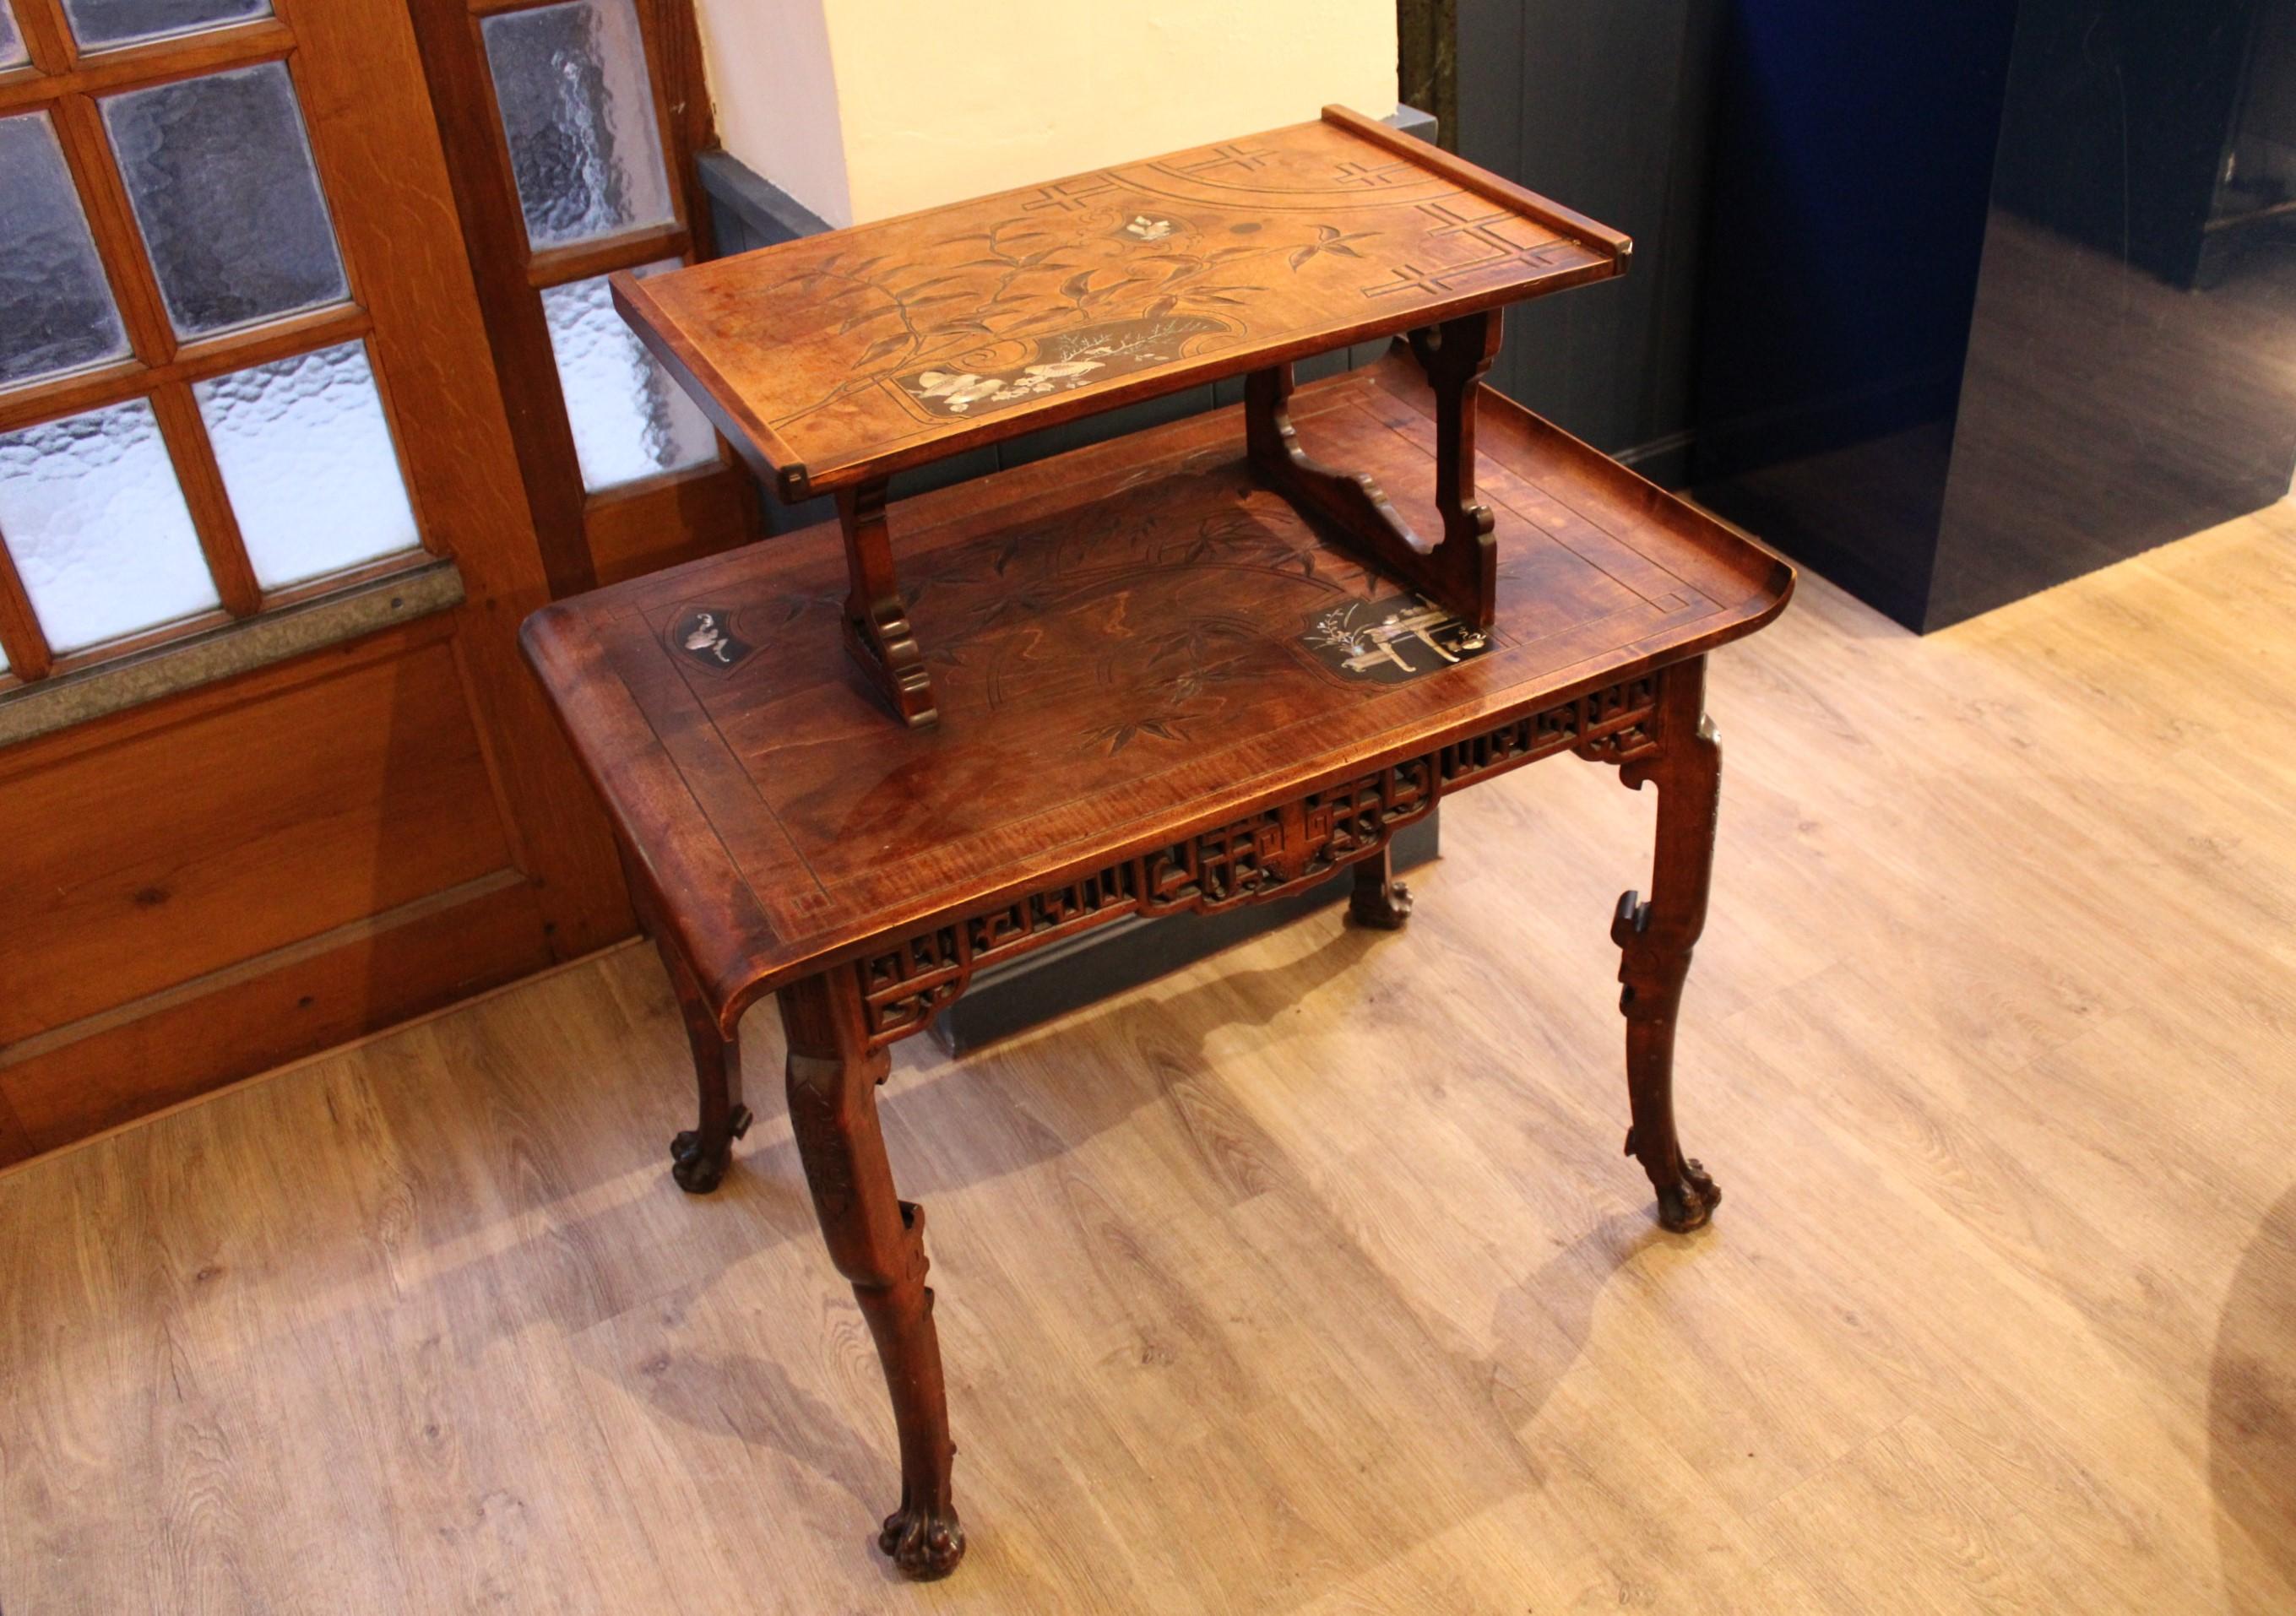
[853, 668, 1664, 1047]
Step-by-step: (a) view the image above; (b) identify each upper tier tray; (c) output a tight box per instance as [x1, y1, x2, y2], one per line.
[615, 106, 1631, 500]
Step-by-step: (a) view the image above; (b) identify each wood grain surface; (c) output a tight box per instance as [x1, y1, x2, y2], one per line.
[615, 108, 1626, 498]
[523, 353, 1787, 1027]
[5, 497, 2294, 1613]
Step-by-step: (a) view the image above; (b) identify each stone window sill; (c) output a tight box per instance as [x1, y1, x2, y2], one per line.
[0, 557, 464, 749]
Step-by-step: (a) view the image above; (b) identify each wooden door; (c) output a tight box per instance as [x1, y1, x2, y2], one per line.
[0, 0, 628, 1163]
[409, 0, 764, 594]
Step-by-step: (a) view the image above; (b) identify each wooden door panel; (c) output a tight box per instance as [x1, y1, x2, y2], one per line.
[0, 870, 551, 1157]
[295, 0, 629, 961]
[585, 461, 764, 587]
[0, 0, 635, 1162]
[0, 627, 514, 1043]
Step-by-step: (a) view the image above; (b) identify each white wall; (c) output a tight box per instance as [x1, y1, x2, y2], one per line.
[694, 0, 1399, 227]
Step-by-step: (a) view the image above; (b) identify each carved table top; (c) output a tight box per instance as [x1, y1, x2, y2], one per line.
[614, 107, 1631, 499]
[522, 355, 1792, 1030]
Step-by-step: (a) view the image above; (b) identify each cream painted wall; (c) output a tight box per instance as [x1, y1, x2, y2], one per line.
[690, 0, 852, 226]
[695, 0, 1398, 226]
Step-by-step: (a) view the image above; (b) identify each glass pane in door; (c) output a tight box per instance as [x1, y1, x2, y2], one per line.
[0, 3, 26, 68]
[0, 399, 216, 653]
[101, 63, 348, 338]
[61, 0, 269, 50]
[482, 0, 675, 247]
[541, 261, 714, 491]
[195, 340, 421, 588]
[0, 112, 130, 388]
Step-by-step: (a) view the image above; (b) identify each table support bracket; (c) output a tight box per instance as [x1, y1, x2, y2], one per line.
[1246, 309, 1503, 628]
[838, 479, 939, 728]
[832, 312, 1503, 726]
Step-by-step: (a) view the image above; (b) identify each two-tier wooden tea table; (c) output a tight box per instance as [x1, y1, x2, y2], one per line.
[523, 112, 1792, 1580]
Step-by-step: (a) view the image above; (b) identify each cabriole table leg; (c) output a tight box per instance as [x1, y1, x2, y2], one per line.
[1598, 657, 1724, 1233]
[666, 990, 749, 1196]
[620, 842, 753, 1193]
[778, 970, 966, 1577]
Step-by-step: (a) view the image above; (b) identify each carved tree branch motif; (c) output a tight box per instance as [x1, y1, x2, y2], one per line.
[764, 209, 1388, 432]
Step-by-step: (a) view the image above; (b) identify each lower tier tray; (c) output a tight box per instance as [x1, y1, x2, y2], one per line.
[521, 350, 1793, 1021]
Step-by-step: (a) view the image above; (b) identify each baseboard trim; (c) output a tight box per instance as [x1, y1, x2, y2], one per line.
[931, 811, 1441, 1055]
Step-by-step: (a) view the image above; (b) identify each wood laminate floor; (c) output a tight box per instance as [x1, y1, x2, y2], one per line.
[5, 507, 2295, 1614]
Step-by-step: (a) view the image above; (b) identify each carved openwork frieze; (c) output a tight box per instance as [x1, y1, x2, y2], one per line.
[1438, 672, 1660, 784]
[852, 670, 1665, 1046]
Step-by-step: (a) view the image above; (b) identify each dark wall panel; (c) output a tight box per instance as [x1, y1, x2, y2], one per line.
[1457, 0, 1725, 478]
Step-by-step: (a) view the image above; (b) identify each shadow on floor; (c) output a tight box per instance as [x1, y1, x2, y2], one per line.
[601, 914, 1674, 1605]
[2210, 1179, 2296, 1612]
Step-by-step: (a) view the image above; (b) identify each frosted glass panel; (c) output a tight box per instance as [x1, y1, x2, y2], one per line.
[102, 64, 347, 339]
[483, 0, 674, 248]
[62, 0, 269, 50]
[196, 340, 421, 589]
[0, 5, 26, 68]
[0, 399, 217, 653]
[543, 262, 714, 491]
[0, 113, 130, 389]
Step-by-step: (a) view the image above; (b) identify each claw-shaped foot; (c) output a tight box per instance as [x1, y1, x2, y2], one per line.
[669, 1105, 753, 1195]
[878, 1495, 965, 1579]
[1347, 876, 1414, 931]
[669, 1133, 725, 1194]
[1654, 1158, 1721, 1234]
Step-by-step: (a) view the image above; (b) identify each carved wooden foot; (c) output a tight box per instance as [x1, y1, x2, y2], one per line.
[661, 942, 752, 1195]
[669, 1096, 752, 1194]
[1346, 848, 1414, 930]
[1597, 659, 1724, 1233]
[1616, 891, 1722, 1232]
[841, 605, 936, 729]
[778, 971, 966, 1578]
[879, 1483, 966, 1580]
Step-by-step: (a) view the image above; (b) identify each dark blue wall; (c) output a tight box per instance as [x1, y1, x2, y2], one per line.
[1457, 0, 2296, 631]
[1690, 1, 2016, 624]
[1696, 3, 2012, 448]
